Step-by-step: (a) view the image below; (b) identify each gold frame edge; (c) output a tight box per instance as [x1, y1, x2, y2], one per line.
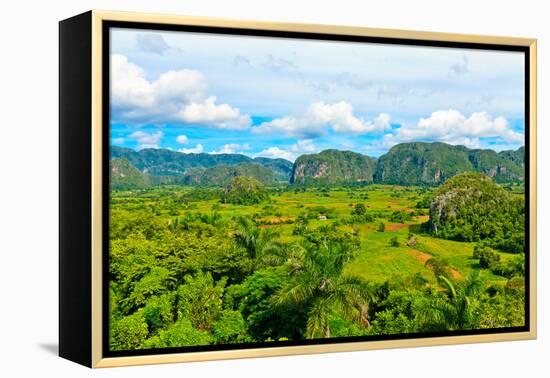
[89, 9, 538, 368]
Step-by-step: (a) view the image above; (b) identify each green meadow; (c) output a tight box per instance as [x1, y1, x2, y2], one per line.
[111, 185, 516, 284]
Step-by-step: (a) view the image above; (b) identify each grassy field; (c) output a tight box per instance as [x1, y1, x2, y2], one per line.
[111, 184, 515, 286]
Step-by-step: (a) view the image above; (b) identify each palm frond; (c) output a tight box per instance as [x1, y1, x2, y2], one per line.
[273, 277, 316, 308]
[438, 275, 457, 299]
[415, 296, 457, 331]
[306, 299, 331, 338]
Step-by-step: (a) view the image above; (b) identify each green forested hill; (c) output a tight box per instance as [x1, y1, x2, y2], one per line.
[469, 148, 524, 183]
[111, 146, 293, 182]
[374, 142, 524, 185]
[183, 164, 275, 186]
[428, 172, 524, 253]
[111, 143, 524, 188]
[252, 157, 294, 182]
[374, 142, 471, 185]
[110, 158, 150, 189]
[291, 149, 376, 184]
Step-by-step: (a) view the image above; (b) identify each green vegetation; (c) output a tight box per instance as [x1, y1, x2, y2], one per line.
[112, 142, 524, 189]
[112, 145, 293, 182]
[109, 147, 526, 351]
[291, 149, 376, 185]
[374, 142, 524, 185]
[110, 158, 150, 190]
[275, 229, 371, 338]
[428, 172, 525, 253]
[222, 176, 269, 205]
[183, 164, 276, 186]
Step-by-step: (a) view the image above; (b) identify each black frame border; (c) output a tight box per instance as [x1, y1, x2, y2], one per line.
[101, 20, 531, 359]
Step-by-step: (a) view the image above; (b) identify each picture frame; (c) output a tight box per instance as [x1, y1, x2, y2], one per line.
[59, 10, 537, 368]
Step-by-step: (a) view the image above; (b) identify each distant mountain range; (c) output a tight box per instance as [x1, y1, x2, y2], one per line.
[374, 142, 524, 185]
[110, 142, 524, 189]
[111, 146, 293, 186]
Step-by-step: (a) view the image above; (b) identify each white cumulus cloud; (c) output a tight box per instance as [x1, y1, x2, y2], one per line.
[256, 139, 318, 162]
[209, 143, 251, 155]
[256, 147, 294, 161]
[176, 135, 189, 144]
[178, 144, 204, 154]
[111, 54, 251, 130]
[128, 131, 163, 150]
[387, 109, 523, 149]
[178, 97, 251, 130]
[253, 101, 390, 138]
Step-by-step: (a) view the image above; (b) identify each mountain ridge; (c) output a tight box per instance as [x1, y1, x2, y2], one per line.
[373, 142, 524, 185]
[110, 142, 524, 188]
[111, 146, 293, 182]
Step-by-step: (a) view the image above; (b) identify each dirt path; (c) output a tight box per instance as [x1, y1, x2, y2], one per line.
[406, 249, 463, 280]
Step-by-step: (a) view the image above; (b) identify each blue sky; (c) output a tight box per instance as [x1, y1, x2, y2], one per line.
[110, 27, 525, 161]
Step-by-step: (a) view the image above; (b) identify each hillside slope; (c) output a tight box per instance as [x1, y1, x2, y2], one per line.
[291, 149, 376, 184]
[374, 142, 524, 185]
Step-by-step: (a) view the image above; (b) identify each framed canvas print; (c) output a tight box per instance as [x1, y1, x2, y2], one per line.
[59, 10, 537, 368]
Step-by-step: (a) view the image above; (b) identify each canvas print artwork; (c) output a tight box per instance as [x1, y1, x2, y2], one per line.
[108, 27, 527, 353]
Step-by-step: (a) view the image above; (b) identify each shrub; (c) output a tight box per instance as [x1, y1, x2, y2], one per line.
[425, 257, 452, 279]
[406, 233, 418, 247]
[389, 210, 412, 223]
[491, 254, 525, 278]
[351, 203, 367, 216]
[473, 245, 500, 269]
[110, 312, 149, 350]
[378, 222, 386, 232]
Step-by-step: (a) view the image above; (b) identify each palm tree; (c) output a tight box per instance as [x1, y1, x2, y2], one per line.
[274, 237, 372, 339]
[416, 270, 485, 331]
[233, 217, 281, 265]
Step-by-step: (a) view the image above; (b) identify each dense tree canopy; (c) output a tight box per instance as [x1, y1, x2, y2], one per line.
[428, 172, 525, 253]
[108, 176, 525, 351]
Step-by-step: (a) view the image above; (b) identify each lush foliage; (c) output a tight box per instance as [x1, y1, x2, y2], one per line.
[110, 158, 150, 190]
[374, 142, 524, 185]
[183, 164, 276, 186]
[112, 143, 524, 191]
[291, 149, 376, 185]
[111, 146, 293, 182]
[109, 172, 526, 351]
[429, 172, 525, 253]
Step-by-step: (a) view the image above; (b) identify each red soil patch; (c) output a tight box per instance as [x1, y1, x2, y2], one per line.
[385, 223, 410, 232]
[450, 270, 463, 280]
[406, 249, 463, 280]
[406, 249, 433, 264]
